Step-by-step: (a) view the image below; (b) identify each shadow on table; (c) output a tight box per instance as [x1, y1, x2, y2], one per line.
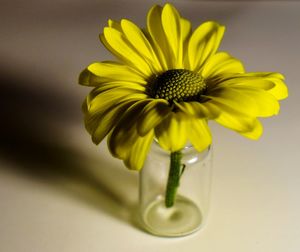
[0, 65, 139, 226]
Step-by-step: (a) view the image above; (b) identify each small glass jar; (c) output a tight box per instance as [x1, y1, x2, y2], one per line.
[138, 143, 213, 237]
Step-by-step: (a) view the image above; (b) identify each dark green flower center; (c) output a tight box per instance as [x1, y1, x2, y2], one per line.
[151, 69, 206, 103]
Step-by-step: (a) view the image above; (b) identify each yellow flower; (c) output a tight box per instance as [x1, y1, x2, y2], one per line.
[79, 3, 288, 171]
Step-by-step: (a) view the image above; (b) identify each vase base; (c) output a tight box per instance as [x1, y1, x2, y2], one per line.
[141, 195, 203, 237]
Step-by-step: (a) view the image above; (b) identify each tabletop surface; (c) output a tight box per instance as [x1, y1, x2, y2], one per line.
[1, 0, 299, 251]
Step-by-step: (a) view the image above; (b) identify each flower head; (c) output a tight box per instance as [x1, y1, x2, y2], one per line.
[79, 4, 288, 170]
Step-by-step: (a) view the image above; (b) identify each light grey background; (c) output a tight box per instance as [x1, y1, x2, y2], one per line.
[1, 0, 299, 251]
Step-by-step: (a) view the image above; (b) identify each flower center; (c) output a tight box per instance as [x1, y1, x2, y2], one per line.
[151, 69, 206, 103]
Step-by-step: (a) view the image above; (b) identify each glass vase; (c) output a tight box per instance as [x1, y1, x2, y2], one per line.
[138, 143, 213, 237]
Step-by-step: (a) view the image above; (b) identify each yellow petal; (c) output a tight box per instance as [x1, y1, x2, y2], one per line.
[120, 19, 162, 73]
[80, 65, 145, 90]
[214, 106, 256, 133]
[188, 118, 212, 152]
[136, 99, 171, 136]
[230, 79, 275, 90]
[213, 74, 275, 90]
[107, 100, 151, 159]
[92, 82, 145, 93]
[155, 112, 188, 152]
[213, 73, 287, 102]
[84, 94, 145, 135]
[146, 4, 191, 70]
[174, 101, 220, 119]
[86, 61, 146, 85]
[87, 88, 147, 114]
[201, 52, 245, 79]
[108, 19, 122, 32]
[146, 5, 169, 70]
[181, 17, 192, 68]
[181, 18, 192, 49]
[228, 86, 280, 117]
[239, 119, 263, 140]
[124, 131, 154, 170]
[108, 19, 122, 31]
[205, 87, 259, 117]
[89, 99, 137, 144]
[268, 79, 288, 100]
[241, 72, 288, 100]
[188, 21, 225, 71]
[161, 3, 183, 68]
[79, 69, 96, 86]
[102, 27, 152, 76]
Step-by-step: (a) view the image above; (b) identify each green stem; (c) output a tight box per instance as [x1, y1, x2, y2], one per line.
[165, 151, 183, 208]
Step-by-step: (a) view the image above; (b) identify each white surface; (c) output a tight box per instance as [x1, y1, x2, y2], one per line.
[0, 0, 300, 251]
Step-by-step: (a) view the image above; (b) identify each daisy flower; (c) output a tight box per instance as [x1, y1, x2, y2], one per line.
[79, 4, 288, 206]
